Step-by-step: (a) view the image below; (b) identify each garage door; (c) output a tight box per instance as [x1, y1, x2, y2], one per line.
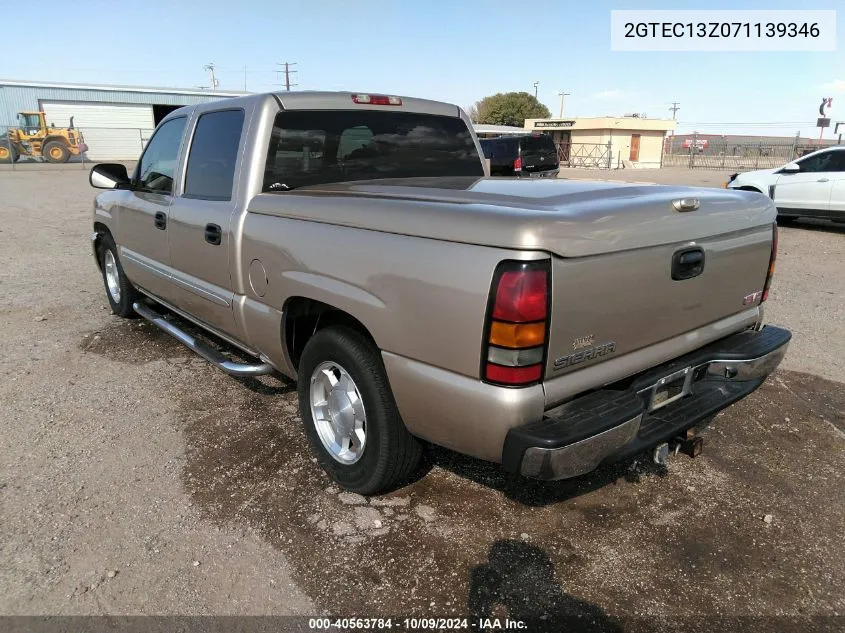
[40, 101, 155, 161]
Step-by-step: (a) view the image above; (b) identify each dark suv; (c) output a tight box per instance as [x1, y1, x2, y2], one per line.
[479, 134, 560, 178]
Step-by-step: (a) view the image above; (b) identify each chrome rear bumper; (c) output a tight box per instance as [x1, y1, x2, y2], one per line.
[503, 325, 791, 480]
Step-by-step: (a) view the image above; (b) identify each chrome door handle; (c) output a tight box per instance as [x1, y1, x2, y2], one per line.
[817, 178, 830, 182]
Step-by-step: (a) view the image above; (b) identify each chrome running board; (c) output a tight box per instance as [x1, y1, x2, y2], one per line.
[132, 301, 274, 377]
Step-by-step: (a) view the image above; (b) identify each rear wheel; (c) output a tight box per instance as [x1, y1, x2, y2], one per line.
[297, 326, 422, 494]
[0, 141, 15, 164]
[43, 141, 70, 163]
[97, 233, 138, 318]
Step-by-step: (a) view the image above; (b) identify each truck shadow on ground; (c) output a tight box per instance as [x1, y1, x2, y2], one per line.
[468, 539, 622, 632]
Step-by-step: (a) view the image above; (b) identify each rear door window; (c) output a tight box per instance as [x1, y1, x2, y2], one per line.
[183, 109, 245, 200]
[501, 138, 518, 159]
[822, 149, 845, 172]
[263, 110, 482, 190]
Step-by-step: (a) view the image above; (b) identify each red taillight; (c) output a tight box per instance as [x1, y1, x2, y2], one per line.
[492, 270, 547, 322]
[762, 224, 778, 302]
[485, 363, 543, 385]
[351, 94, 402, 106]
[483, 262, 549, 386]
[513, 156, 522, 172]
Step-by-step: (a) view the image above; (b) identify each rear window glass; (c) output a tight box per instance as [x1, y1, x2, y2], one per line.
[520, 134, 556, 152]
[263, 110, 483, 191]
[184, 109, 244, 200]
[480, 138, 517, 159]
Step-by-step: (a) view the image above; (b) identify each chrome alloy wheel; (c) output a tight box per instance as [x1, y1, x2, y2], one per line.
[104, 249, 121, 303]
[309, 361, 367, 464]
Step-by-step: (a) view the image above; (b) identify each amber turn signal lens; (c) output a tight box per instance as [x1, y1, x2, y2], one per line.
[489, 321, 545, 348]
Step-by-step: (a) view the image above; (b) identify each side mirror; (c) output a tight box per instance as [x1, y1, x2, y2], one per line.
[780, 162, 801, 173]
[90, 163, 130, 189]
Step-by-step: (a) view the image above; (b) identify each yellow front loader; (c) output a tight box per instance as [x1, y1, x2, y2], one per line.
[0, 112, 88, 163]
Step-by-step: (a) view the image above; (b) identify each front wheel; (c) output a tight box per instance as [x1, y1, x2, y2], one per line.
[297, 326, 422, 494]
[43, 141, 70, 163]
[97, 234, 138, 318]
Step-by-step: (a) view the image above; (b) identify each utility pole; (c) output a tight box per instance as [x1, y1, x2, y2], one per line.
[277, 62, 298, 91]
[558, 91, 571, 118]
[533, 81, 539, 99]
[243, 65, 247, 92]
[203, 63, 219, 91]
[669, 101, 680, 120]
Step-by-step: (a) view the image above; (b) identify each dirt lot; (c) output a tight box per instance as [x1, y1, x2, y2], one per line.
[1, 168, 843, 631]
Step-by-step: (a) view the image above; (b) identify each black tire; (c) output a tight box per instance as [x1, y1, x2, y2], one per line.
[776, 215, 797, 226]
[97, 233, 138, 318]
[297, 326, 422, 494]
[43, 141, 70, 164]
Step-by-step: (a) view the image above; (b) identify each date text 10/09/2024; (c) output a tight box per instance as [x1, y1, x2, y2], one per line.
[308, 618, 527, 630]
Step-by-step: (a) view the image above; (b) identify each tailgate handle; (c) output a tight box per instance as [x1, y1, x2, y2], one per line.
[672, 247, 705, 280]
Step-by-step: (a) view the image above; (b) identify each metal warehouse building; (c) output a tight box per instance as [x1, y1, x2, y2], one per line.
[0, 79, 248, 160]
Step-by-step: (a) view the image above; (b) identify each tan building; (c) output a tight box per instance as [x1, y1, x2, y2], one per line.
[523, 116, 676, 168]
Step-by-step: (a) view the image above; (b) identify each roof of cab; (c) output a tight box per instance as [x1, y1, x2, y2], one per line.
[159, 90, 464, 126]
[273, 91, 461, 117]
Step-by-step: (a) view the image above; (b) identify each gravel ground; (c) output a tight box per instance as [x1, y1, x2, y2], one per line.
[0, 168, 843, 631]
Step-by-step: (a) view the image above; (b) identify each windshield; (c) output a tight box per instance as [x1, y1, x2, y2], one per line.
[17, 113, 41, 129]
[263, 110, 483, 190]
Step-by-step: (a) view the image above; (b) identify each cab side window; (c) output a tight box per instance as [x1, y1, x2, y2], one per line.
[135, 117, 187, 194]
[184, 109, 245, 200]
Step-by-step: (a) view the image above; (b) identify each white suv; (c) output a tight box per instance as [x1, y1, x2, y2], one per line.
[726, 146, 845, 224]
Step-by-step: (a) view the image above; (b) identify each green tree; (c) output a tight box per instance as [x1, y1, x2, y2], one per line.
[472, 92, 552, 127]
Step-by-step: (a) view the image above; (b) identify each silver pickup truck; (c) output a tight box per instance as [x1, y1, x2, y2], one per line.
[89, 91, 790, 494]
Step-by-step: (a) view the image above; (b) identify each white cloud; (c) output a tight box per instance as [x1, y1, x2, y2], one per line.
[821, 79, 845, 93]
[590, 89, 626, 100]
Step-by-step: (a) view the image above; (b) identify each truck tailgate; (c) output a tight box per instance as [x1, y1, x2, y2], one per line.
[546, 225, 774, 378]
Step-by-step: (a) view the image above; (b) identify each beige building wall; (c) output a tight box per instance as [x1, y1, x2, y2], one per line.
[604, 130, 666, 168]
[636, 131, 666, 167]
[571, 131, 608, 145]
[525, 116, 674, 168]
[525, 116, 676, 133]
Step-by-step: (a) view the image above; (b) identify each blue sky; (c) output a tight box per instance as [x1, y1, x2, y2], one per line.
[2, 0, 843, 137]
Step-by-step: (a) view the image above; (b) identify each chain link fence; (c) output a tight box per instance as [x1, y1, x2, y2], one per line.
[1, 125, 152, 169]
[662, 133, 829, 170]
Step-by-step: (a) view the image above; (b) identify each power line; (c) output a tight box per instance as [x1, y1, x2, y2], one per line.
[558, 91, 571, 118]
[203, 62, 219, 91]
[276, 62, 298, 91]
[669, 101, 680, 119]
[678, 121, 815, 125]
